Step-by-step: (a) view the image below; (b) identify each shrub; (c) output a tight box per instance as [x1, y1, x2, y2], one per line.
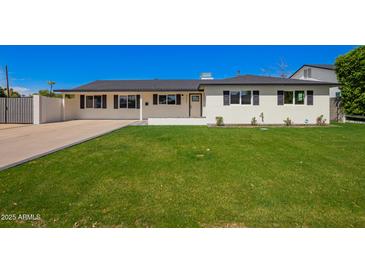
[251, 117, 258, 126]
[216, 116, 224, 126]
[283, 117, 293, 126]
[335, 46, 365, 115]
[316, 115, 327, 126]
[259, 112, 264, 123]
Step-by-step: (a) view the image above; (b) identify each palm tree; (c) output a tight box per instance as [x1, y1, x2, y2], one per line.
[48, 81, 56, 96]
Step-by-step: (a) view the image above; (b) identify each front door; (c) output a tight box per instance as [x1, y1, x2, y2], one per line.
[189, 94, 201, 117]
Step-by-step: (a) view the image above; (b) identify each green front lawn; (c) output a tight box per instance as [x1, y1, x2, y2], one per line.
[1, 124, 364, 227]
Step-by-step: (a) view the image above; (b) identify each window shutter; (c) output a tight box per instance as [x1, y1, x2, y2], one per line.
[102, 95, 107, 108]
[153, 94, 158, 105]
[307, 90, 313, 105]
[277, 90, 284, 105]
[223, 90, 230, 105]
[176, 94, 181, 105]
[253, 90, 260, 105]
[136, 95, 140, 109]
[80, 95, 85, 109]
[114, 95, 118, 109]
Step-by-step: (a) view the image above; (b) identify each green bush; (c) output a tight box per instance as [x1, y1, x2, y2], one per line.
[335, 46, 365, 115]
[283, 117, 293, 126]
[251, 117, 258, 126]
[316, 115, 327, 126]
[215, 116, 224, 126]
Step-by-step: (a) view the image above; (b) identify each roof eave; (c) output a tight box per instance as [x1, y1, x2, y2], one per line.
[198, 82, 339, 87]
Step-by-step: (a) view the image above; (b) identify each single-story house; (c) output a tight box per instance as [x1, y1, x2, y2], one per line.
[56, 74, 337, 125]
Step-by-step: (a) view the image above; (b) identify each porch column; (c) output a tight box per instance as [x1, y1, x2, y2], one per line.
[139, 94, 143, 121]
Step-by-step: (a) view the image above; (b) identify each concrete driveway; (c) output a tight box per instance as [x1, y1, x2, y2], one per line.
[0, 120, 136, 171]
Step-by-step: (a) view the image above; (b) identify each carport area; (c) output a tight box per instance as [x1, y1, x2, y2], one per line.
[0, 120, 135, 171]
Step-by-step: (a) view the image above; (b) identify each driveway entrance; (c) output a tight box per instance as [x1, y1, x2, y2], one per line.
[0, 120, 135, 171]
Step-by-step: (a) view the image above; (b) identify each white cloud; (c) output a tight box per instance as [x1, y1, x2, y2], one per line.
[12, 86, 32, 95]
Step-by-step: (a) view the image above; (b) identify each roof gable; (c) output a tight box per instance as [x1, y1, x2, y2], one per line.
[290, 64, 335, 78]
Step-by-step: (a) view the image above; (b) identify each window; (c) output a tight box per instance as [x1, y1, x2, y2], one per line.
[86, 96, 93, 108]
[295, 91, 305, 105]
[241, 91, 251, 105]
[307, 68, 312, 78]
[284, 91, 293, 104]
[119, 96, 127, 108]
[102, 95, 107, 108]
[191, 95, 200, 102]
[304, 68, 312, 79]
[336, 91, 341, 98]
[94, 96, 102, 108]
[230, 91, 240, 104]
[128, 95, 136, 108]
[118, 95, 139, 109]
[159, 95, 167, 104]
[167, 94, 176, 105]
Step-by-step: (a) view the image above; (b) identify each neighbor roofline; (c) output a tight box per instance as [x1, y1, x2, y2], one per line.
[289, 64, 336, 78]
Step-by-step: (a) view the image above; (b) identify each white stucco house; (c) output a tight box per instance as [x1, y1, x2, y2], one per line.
[56, 73, 338, 125]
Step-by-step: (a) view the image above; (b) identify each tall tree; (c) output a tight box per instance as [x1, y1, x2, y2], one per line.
[0, 86, 6, 97]
[336, 46, 365, 115]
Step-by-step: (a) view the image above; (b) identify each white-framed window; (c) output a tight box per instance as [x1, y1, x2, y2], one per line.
[156, 94, 181, 105]
[226, 90, 253, 105]
[159, 95, 167, 104]
[284, 91, 294, 104]
[230, 91, 240, 104]
[119, 96, 127, 108]
[118, 95, 139, 109]
[167, 94, 176, 105]
[295, 90, 305, 105]
[86, 95, 93, 108]
[241, 90, 251, 105]
[85, 95, 103, 108]
[94, 96, 102, 108]
[128, 95, 137, 108]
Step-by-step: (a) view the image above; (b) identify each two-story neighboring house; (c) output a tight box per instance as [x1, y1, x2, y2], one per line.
[290, 64, 342, 121]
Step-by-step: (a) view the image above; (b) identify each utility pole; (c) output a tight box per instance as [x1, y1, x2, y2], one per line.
[4, 65, 9, 123]
[5, 65, 10, 97]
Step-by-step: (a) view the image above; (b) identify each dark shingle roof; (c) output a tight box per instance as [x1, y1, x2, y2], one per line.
[305, 64, 335, 70]
[66, 79, 203, 91]
[56, 74, 337, 92]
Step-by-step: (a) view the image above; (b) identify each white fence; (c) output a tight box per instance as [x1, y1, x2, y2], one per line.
[33, 95, 64, 124]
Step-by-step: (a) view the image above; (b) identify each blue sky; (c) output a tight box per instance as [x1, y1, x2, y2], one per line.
[0, 45, 356, 95]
